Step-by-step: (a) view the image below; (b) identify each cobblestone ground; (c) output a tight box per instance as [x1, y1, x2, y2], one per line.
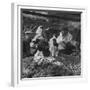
[21, 54, 81, 79]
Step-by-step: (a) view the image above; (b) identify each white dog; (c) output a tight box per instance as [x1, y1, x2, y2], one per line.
[34, 50, 44, 65]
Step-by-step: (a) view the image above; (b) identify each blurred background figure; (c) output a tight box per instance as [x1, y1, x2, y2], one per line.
[49, 35, 57, 57]
[30, 25, 44, 48]
[32, 25, 43, 41]
[56, 31, 65, 50]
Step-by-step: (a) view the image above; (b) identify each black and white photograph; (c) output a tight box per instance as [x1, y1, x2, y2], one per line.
[21, 7, 81, 79]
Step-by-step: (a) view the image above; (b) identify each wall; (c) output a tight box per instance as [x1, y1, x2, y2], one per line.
[0, 0, 89, 89]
